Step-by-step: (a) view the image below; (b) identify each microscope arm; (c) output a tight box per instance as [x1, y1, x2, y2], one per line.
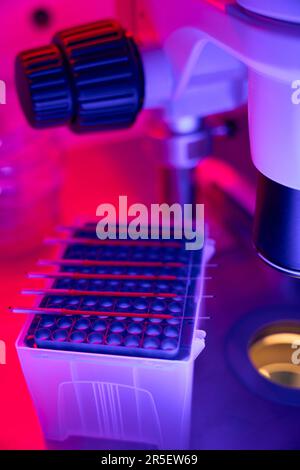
[143, 0, 300, 276]
[144, 0, 300, 191]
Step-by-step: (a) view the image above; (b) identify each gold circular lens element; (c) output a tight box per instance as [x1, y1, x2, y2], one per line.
[249, 322, 300, 389]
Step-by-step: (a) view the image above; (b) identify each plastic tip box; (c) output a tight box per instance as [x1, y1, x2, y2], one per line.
[15, 223, 209, 449]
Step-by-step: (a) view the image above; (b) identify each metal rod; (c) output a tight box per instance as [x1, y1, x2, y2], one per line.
[12, 307, 173, 320]
[28, 272, 178, 281]
[45, 237, 182, 248]
[28, 272, 212, 281]
[12, 307, 210, 321]
[22, 288, 177, 298]
[38, 259, 185, 268]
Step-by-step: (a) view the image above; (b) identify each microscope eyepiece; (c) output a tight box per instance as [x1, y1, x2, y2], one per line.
[15, 20, 145, 132]
[254, 172, 300, 277]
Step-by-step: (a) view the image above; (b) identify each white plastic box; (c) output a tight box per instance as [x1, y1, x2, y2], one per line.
[17, 320, 205, 449]
[16, 227, 212, 449]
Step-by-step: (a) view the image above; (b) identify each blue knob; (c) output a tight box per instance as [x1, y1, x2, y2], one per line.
[15, 20, 145, 132]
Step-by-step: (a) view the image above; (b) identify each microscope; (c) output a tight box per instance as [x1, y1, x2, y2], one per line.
[15, 0, 300, 277]
[11, 0, 300, 451]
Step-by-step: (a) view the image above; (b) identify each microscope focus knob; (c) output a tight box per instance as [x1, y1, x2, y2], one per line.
[15, 44, 73, 128]
[15, 20, 145, 132]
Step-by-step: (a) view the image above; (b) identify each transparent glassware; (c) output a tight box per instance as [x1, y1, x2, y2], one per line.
[0, 125, 64, 258]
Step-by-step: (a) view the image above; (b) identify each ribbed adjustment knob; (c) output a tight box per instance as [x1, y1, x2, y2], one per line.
[15, 20, 145, 132]
[15, 44, 73, 128]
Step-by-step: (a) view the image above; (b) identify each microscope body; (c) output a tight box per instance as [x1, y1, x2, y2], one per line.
[128, 0, 300, 276]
